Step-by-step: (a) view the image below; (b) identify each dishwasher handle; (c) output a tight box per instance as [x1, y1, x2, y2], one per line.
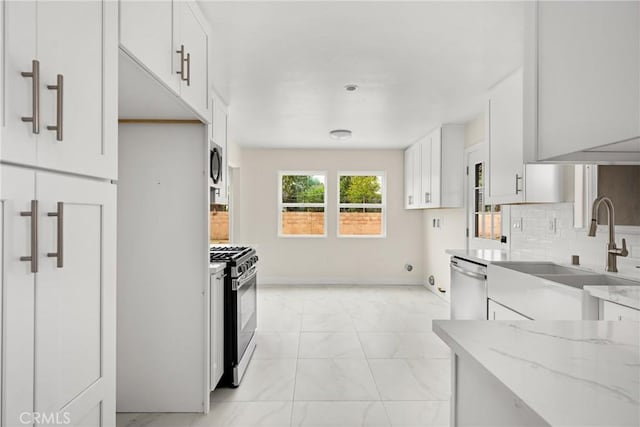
[451, 263, 487, 281]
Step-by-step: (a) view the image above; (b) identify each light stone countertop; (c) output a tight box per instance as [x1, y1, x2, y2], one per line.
[209, 262, 226, 274]
[433, 320, 640, 427]
[584, 285, 640, 310]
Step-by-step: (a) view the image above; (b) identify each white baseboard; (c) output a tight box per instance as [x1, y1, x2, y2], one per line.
[259, 276, 424, 286]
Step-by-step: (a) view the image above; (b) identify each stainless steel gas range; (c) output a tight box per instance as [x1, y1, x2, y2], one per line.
[210, 245, 258, 387]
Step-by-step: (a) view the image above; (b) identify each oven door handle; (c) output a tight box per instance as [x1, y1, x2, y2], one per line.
[234, 266, 257, 291]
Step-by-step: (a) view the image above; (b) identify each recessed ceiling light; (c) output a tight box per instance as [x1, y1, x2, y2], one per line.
[344, 84, 358, 92]
[330, 129, 352, 140]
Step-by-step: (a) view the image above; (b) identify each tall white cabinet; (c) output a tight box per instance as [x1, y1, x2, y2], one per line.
[1, 2, 118, 426]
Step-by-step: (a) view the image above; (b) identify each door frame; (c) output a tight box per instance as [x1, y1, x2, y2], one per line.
[465, 143, 506, 250]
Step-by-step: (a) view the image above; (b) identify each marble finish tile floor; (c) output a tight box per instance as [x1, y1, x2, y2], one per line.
[118, 285, 451, 427]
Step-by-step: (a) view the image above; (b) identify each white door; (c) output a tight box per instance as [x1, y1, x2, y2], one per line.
[35, 172, 116, 427]
[176, 3, 208, 116]
[120, 0, 178, 92]
[487, 69, 524, 204]
[467, 146, 505, 250]
[1, 166, 36, 427]
[1, 1, 38, 167]
[488, 299, 530, 320]
[36, 0, 117, 180]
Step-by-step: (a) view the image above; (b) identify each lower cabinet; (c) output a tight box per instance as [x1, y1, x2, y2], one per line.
[601, 301, 640, 322]
[210, 270, 225, 390]
[488, 299, 531, 320]
[1, 165, 116, 426]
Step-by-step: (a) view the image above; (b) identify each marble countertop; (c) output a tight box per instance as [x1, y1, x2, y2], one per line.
[433, 320, 640, 427]
[584, 286, 640, 310]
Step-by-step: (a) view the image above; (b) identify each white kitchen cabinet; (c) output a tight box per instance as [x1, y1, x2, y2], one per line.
[524, 1, 640, 162]
[487, 68, 565, 205]
[1, 0, 118, 180]
[404, 125, 463, 209]
[488, 299, 530, 320]
[120, 1, 177, 92]
[1, 165, 116, 427]
[176, 2, 209, 117]
[601, 301, 640, 322]
[404, 143, 421, 209]
[211, 95, 229, 204]
[118, 0, 210, 119]
[210, 269, 225, 390]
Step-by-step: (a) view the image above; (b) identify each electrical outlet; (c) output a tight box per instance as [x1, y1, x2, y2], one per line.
[512, 217, 523, 231]
[548, 218, 557, 234]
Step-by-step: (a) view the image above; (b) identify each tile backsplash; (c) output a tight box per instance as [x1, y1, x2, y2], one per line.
[507, 203, 640, 274]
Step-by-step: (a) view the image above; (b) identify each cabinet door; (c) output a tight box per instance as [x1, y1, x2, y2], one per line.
[536, 1, 640, 159]
[36, 0, 118, 179]
[35, 172, 116, 427]
[176, 3, 209, 116]
[404, 146, 415, 209]
[120, 0, 178, 92]
[602, 301, 640, 322]
[1, 166, 36, 427]
[487, 69, 524, 205]
[488, 299, 530, 320]
[430, 129, 442, 207]
[1, 1, 37, 166]
[210, 272, 225, 389]
[419, 136, 431, 208]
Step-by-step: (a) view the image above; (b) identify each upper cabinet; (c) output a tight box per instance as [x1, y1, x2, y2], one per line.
[404, 125, 464, 209]
[524, 1, 640, 163]
[119, 0, 210, 119]
[487, 68, 565, 205]
[2, 1, 118, 180]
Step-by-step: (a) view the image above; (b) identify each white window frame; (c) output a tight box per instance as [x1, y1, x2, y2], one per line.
[277, 171, 328, 238]
[337, 171, 387, 239]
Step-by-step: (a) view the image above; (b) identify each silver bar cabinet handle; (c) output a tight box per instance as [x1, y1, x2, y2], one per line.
[20, 200, 38, 273]
[47, 202, 64, 268]
[515, 173, 523, 194]
[47, 74, 63, 141]
[425, 192, 431, 203]
[176, 45, 186, 81]
[21, 60, 40, 134]
[185, 52, 191, 86]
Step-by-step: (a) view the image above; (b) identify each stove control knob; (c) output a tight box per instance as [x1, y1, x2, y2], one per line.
[238, 265, 245, 275]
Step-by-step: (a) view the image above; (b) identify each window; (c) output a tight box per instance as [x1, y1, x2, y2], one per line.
[210, 204, 230, 243]
[338, 172, 386, 237]
[278, 172, 327, 237]
[472, 162, 501, 241]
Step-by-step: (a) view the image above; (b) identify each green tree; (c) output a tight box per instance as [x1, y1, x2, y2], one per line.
[282, 175, 325, 203]
[340, 176, 382, 204]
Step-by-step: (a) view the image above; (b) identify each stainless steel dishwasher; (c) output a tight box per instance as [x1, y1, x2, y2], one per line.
[450, 256, 488, 320]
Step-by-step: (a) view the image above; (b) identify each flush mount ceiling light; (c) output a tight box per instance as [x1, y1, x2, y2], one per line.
[344, 84, 358, 92]
[329, 129, 352, 140]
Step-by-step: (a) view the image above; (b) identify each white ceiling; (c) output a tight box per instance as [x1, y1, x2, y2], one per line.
[199, 1, 524, 149]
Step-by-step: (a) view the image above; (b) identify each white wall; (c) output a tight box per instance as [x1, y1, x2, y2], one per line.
[422, 114, 485, 299]
[237, 149, 424, 285]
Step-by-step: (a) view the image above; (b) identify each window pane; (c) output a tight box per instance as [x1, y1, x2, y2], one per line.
[210, 204, 229, 244]
[339, 175, 383, 204]
[281, 207, 325, 235]
[281, 175, 325, 203]
[339, 208, 383, 236]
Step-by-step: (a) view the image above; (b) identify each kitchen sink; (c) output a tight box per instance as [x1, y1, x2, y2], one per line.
[495, 262, 588, 275]
[536, 273, 640, 289]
